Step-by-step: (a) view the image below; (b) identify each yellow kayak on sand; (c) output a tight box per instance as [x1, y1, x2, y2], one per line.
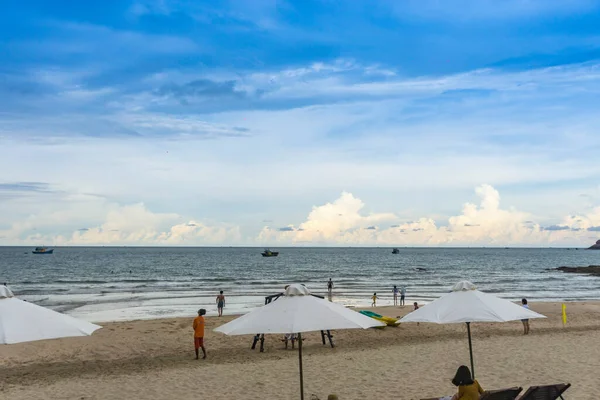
[359, 310, 399, 326]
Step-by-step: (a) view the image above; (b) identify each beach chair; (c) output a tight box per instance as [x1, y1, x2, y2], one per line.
[481, 387, 523, 400]
[420, 387, 522, 400]
[518, 383, 570, 400]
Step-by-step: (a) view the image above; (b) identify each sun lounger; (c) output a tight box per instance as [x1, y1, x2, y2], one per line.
[481, 387, 523, 400]
[518, 383, 570, 400]
[421, 387, 522, 400]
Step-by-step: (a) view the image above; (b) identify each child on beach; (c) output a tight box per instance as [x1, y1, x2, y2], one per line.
[400, 286, 406, 306]
[216, 291, 225, 317]
[451, 365, 484, 400]
[193, 309, 207, 360]
[521, 298, 530, 335]
[413, 302, 419, 310]
[393, 285, 399, 306]
[371, 293, 378, 307]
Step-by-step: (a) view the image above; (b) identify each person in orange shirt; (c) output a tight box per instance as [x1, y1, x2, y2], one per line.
[193, 309, 207, 360]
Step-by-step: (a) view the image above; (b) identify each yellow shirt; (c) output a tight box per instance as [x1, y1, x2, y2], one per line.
[457, 380, 484, 400]
[371, 296, 377, 302]
[193, 316, 205, 338]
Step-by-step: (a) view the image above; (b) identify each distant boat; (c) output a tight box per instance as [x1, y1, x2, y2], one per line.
[392, 248, 400, 254]
[261, 249, 279, 257]
[32, 247, 54, 254]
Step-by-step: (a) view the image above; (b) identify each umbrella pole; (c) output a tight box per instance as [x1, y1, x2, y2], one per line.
[298, 332, 304, 400]
[466, 322, 475, 379]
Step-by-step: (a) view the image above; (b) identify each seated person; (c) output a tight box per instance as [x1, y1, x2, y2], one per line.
[451, 365, 484, 400]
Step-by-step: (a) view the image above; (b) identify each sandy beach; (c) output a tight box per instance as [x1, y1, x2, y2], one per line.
[1, 302, 599, 399]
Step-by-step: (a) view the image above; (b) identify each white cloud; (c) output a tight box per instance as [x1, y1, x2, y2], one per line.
[258, 192, 396, 243]
[3, 60, 600, 243]
[0, 202, 241, 246]
[259, 184, 600, 246]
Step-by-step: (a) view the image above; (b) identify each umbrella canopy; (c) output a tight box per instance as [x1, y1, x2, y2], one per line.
[215, 284, 384, 335]
[214, 284, 384, 400]
[400, 281, 546, 324]
[399, 281, 546, 378]
[0, 285, 101, 344]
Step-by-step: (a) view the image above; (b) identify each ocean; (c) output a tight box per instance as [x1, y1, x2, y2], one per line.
[1, 247, 598, 322]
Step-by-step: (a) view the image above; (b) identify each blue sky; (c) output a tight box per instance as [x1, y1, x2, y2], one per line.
[1, 0, 600, 246]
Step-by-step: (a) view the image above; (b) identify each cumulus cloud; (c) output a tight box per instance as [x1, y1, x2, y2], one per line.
[258, 184, 600, 246]
[258, 192, 396, 244]
[62, 204, 240, 245]
[0, 203, 241, 246]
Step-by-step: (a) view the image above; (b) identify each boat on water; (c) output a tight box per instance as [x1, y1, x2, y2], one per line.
[392, 248, 400, 254]
[32, 247, 54, 254]
[261, 249, 279, 257]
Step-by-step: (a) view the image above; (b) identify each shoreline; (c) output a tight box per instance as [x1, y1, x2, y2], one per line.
[74, 298, 600, 324]
[2, 301, 600, 399]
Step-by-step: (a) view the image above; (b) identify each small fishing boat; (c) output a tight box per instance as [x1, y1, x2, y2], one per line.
[32, 247, 54, 254]
[392, 248, 400, 254]
[261, 249, 279, 257]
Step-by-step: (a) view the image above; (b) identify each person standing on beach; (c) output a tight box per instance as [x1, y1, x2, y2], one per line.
[327, 278, 333, 295]
[400, 286, 406, 306]
[393, 285, 399, 306]
[521, 298, 530, 335]
[371, 293, 378, 307]
[193, 309, 207, 360]
[216, 291, 225, 317]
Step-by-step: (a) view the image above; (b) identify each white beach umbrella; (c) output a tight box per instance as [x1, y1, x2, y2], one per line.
[214, 284, 384, 400]
[0, 285, 101, 344]
[399, 281, 546, 377]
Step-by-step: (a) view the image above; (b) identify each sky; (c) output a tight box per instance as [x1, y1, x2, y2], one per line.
[1, 0, 600, 246]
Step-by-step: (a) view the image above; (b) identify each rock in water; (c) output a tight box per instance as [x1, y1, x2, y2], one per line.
[556, 265, 600, 276]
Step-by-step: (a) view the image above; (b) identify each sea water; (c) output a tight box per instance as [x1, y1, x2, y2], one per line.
[1, 247, 598, 322]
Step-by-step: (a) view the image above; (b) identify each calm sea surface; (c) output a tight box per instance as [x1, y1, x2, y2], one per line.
[1, 247, 599, 322]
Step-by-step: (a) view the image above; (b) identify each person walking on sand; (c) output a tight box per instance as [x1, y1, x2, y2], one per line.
[216, 291, 225, 317]
[193, 309, 207, 360]
[371, 292, 378, 307]
[521, 298, 530, 335]
[393, 285, 399, 306]
[400, 286, 406, 306]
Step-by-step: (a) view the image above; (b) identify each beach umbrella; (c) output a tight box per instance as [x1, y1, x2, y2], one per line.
[214, 284, 384, 400]
[0, 285, 101, 344]
[399, 281, 545, 378]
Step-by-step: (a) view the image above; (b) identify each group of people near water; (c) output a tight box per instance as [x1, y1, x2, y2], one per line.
[327, 278, 410, 308]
